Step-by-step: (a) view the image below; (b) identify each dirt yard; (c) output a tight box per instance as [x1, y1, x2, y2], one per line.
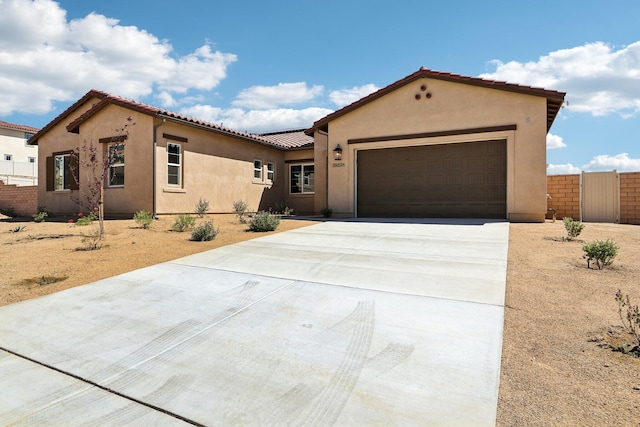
[1, 215, 639, 424]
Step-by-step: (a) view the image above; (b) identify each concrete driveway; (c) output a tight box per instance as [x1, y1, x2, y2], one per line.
[0, 219, 509, 426]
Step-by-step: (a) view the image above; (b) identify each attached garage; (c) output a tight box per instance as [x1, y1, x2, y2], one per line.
[307, 67, 565, 222]
[356, 140, 506, 218]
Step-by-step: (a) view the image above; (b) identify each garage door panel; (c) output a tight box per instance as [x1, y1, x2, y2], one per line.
[357, 140, 506, 218]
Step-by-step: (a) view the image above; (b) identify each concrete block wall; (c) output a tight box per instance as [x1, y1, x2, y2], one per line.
[0, 181, 38, 216]
[546, 174, 580, 220]
[620, 172, 640, 225]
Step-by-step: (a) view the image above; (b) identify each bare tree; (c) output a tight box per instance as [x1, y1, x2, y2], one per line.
[71, 121, 134, 238]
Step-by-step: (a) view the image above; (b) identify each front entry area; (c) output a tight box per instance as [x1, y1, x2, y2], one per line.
[356, 139, 507, 218]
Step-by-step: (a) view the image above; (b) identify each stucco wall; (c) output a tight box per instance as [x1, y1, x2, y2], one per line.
[321, 76, 549, 221]
[154, 120, 291, 215]
[37, 101, 154, 216]
[0, 181, 38, 216]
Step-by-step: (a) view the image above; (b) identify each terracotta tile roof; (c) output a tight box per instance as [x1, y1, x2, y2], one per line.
[28, 90, 110, 145]
[307, 67, 566, 134]
[0, 120, 40, 134]
[60, 91, 300, 150]
[259, 129, 314, 149]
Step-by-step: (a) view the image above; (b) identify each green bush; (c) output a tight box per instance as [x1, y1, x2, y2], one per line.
[133, 210, 154, 229]
[190, 221, 219, 241]
[248, 211, 280, 232]
[32, 211, 48, 223]
[582, 239, 619, 270]
[172, 214, 196, 232]
[321, 206, 333, 218]
[195, 197, 210, 217]
[563, 217, 585, 241]
[233, 200, 249, 223]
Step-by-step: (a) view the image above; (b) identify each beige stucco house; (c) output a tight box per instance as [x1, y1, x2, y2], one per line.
[29, 68, 565, 221]
[308, 68, 565, 222]
[29, 90, 316, 216]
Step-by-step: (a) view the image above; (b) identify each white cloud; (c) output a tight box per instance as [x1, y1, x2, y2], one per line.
[180, 105, 333, 133]
[0, 0, 236, 115]
[232, 82, 324, 110]
[546, 133, 567, 149]
[481, 41, 640, 117]
[329, 84, 379, 107]
[547, 153, 640, 174]
[582, 153, 640, 172]
[156, 91, 176, 108]
[547, 163, 581, 175]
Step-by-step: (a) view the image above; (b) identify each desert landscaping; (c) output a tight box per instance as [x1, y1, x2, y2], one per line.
[1, 215, 639, 425]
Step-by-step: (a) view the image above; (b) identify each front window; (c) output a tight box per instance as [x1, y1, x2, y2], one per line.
[290, 164, 314, 194]
[167, 142, 182, 186]
[108, 143, 125, 187]
[28, 157, 36, 164]
[254, 160, 263, 180]
[266, 162, 275, 182]
[4, 154, 12, 161]
[54, 154, 73, 190]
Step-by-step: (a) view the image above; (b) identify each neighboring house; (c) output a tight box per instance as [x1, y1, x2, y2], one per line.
[0, 120, 39, 186]
[29, 67, 565, 221]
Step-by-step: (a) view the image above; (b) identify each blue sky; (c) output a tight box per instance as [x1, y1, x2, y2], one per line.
[1, 0, 639, 174]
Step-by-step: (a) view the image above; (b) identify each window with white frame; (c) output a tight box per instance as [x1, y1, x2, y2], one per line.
[266, 162, 275, 182]
[4, 154, 12, 161]
[54, 153, 72, 190]
[290, 164, 314, 194]
[28, 157, 36, 164]
[167, 142, 182, 186]
[254, 160, 263, 180]
[108, 143, 125, 187]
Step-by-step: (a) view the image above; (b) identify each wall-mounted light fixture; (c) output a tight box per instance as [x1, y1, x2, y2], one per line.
[333, 144, 343, 161]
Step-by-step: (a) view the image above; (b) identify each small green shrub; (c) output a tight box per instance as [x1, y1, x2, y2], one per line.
[133, 210, 154, 229]
[321, 206, 334, 218]
[233, 200, 249, 223]
[190, 221, 219, 241]
[582, 239, 619, 269]
[0, 206, 17, 218]
[195, 197, 210, 217]
[32, 211, 48, 223]
[248, 211, 280, 232]
[172, 214, 196, 232]
[563, 217, 585, 241]
[615, 290, 640, 350]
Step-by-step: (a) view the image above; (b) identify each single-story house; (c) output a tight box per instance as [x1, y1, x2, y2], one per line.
[29, 67, 565, 222]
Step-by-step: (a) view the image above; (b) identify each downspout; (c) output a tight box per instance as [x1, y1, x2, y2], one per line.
[318, 129, 329, 210]
[152, 118, 166, 218]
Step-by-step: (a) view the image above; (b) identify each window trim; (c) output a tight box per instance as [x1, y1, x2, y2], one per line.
[53, 153, 71, 191]
[167, 142, 182, 187]
[266, 161, 275, 183]
[107, 143, 125, 188]
[289, 163, 315, 195]
[253, 159, 263, 181]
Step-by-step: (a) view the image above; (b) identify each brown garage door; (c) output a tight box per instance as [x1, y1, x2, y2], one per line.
[356, 140, 506, 218]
